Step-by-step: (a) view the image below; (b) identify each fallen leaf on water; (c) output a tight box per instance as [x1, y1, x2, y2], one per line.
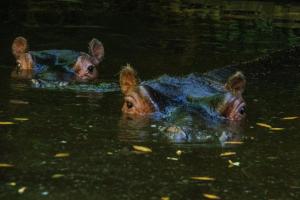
[269, 127, 285, 131]
[132, 145, 152, 153]
[7, 182, 16, 186]
[161, 197, 170, 200]
[281, 116, 298, 120]
[0, 163, 14, 168]
[191, 176, 215, 181]
[0, 122, 15, 125]
[13, 118, 29, 121]
[54, 153, 70, 158]
[18, 187, 27, 194]
[220, 152, 236, 157]
[51, 174, 65, 179]
[224, 141, 244, 145]
[176, 150, 183, 156]
[10, 100, 29, 105]
[228, 160, 240, 168]
[256, 123, 272, 129]
[203, 193, 221, 199]
[166, 157, 178, 161]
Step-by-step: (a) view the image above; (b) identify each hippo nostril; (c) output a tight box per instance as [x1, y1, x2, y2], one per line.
[87, 65, 94, 73]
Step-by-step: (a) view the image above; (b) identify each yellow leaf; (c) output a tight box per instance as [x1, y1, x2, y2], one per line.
[14, 118, 29, 121]
[224, 141, 244, 145]
[10, 99, 29, 105]
[132, 145, 152, 153]
[176, 150, 183, 156]
[281, 116, 298, 120]
[54, 153, 70, 158]
[228, 160, 240, 167]
[191, 176, 215, 181]
[220, 152, 236, 157]
[18, 187, 27, 194]
[0, 163, 14, 168]
[269, 127, 285, 131]
[166, 157, 178, 161]
[7, 182, 16, 186]
[256, 123, 272, 129]
[203, 193, 221, 199]
[161, 197, 170, 200]
[0, 122, 15, 125]
[51, 174, 65, 179]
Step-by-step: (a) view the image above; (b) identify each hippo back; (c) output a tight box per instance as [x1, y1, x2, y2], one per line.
[142, 73, 226, 105]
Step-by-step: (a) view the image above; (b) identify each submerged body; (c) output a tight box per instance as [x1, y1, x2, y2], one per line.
[119, 65, 246, 121]
[11, 37, 104, 81]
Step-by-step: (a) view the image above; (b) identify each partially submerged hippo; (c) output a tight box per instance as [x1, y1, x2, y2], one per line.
[119, 65, 246, 121]
[11, 36, 104, 81]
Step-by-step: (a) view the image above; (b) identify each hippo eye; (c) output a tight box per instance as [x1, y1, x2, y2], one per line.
[126, 101, 133, 109]
[239, 106, 245, 115]
[87, 65, 94, 73]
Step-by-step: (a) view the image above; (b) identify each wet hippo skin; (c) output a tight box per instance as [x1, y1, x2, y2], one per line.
[11, 36, 104, 81]
[119, 65, 246, 121]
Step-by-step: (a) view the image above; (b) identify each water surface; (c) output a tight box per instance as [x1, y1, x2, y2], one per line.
[0, 1, 300, 199]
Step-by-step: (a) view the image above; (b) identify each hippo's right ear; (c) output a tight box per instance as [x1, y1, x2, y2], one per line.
[225, 71, 246, 96]
[12, 37, 28, 58]
[119, 64, 139, 95]
[88, 38, 104, 65]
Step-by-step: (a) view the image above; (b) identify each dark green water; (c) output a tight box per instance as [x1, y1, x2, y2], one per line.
[0, 1, 300, 199]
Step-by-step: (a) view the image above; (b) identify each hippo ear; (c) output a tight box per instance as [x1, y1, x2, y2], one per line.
[12, 36, 29, 58]
[119, 64, 139, 95]
[225, 71, 246, 95]
[88, 38, 104, 65]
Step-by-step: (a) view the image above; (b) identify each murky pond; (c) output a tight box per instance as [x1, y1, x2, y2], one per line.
[0, 1, 300, 199]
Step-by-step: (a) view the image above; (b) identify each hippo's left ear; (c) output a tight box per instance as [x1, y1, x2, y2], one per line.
[119, 64, 139, 95]
[88, 38, 104, 65]
[225, 71, 246, 96]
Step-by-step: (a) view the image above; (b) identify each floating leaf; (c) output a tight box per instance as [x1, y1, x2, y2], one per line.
[10, 100, 29, 105]
[220, 152, 236, 157]
[176, 150, 183, 156]
[0, 163, 14, 168]
[161, 197, 170, 200]
[269, 127, 285, 131]
[7, 182, 16, 186]
[41, 191, 49, 196]
[18, 187, 27, 194]
[166, 157, 178, 161]
[281, 116, 298, 120]
[228, 160, 240, 167]
[224, 141, 244, 145]
[256, 123, 272, 129]
[132, 145, 152, 153]
[51, 174, 65, 179]
[0, 122, 15, 125]
[54, 153, 70, 158]
[203, 193, 221, 199]
[13, 118, 29, 121]
[191, 176, 215, 181]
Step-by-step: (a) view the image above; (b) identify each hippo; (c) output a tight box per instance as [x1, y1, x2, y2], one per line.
[119, 64, 246, 121]
[11, 36, 104, 81]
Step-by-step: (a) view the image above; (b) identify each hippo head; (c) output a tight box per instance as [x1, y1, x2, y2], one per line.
[73, 38, 104, 81]
[187, 71, 246, 121]
[217, 71, 246, 120]
[11, 37, 33, 70]
[120, 65, 162, 115]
